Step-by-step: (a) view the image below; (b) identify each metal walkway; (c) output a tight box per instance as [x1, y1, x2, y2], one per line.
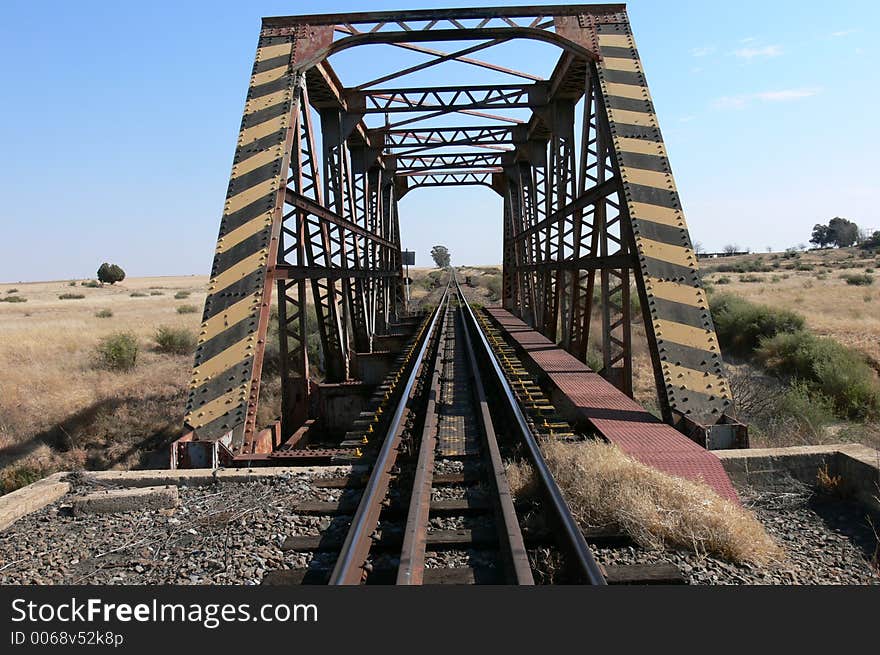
[484, 308, 739, 502]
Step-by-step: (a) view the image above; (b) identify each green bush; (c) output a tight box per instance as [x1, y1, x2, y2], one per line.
[176, 304, 198, 314]
[129, 291, 148, 297]
[58, 293, 85, 300]
[795, 263, 814, 271]
[757, 331, 880, 419]
[95, 332, 138, 371]
[715, 276, 731, 285]
[711, 294, 805, 357]
[94, 309, 113, 318]
[81, 280, 101, 288]
[68, 281, 77, 286]
[97, 262, 126, 285]
[483, 274, 502, 301]
[0, 295, 27, 303]
[154, 326, 197, 355]
[149, 291, 163, 296]
[739, 274, 762, 283]
[7, 288, 19, 293]
[776, 382, 837, 436]
[174, 291, 190, 299]
[841, 273, 874, 286]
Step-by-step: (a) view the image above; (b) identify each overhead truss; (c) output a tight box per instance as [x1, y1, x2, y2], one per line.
[184, 4, 735, 455]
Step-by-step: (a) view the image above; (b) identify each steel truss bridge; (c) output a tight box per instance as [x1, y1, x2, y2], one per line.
[174, 4, 744, 468]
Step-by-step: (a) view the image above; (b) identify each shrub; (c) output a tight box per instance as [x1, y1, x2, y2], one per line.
[68, 280, 77, 286]
[81, 280, 101, 288]
[756, 331, 880, 419]
[739, 274, 762, 283]
[94, 309, 113, 318]
[94, 332, 138, 371]
[176, 304, 198, 314]
[97, 262, 126, 285]
[7, 288, 19, 293]
[841, 273, 874, 286]
[715, 276, 731, 285]
[775, 382, 837, 437]
[483, 274, 502, 301]
[154, 326, 197, 355]
[129, 291, 148, 297]
[58, 293, 85, 300]
[795, 263, 814, 271]
[0, 295, 27, 303]
[149, 291, 163, 296]
[711, 294, 805, 357]
[174, 291, 190, 299]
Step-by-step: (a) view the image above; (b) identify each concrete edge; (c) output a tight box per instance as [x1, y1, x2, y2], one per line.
[72, 465, 358, 488]
[715, 443, 880, 512]
[0, 465, 358, 533]
[0, 473, 70, 532]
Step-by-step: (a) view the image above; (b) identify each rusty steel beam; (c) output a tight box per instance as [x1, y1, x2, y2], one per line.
[349, 83, 547, 113]
[275, 265, 399, 280]
[396, 152, 503, 170]
[263, 5, 627, 26]
[285, 189, 396, 250]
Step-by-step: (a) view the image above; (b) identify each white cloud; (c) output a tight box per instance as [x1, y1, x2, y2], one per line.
[690, 46, 715, 57]
[734, 44, 783, 59]
[713, 87, 821, 110]
[739, 36, 757, 43]
[831, 29, 858, 37]
[755, 88, 821, 101]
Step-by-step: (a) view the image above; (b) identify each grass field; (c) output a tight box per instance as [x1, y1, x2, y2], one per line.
[700, 248, 880, 365]
[0, 276, 207, 491]
[1, 248, 877, 493]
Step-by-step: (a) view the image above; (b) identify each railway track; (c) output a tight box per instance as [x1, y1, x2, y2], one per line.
[265, 274, 681, 585]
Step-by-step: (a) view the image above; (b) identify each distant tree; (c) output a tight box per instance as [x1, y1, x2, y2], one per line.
[693, 241, 704, 255]
[722, 244, 740, 255]
[797, 243, 807, 252]
[860, 230, 880, 249]
[97, 262, 126, 285]
[826, 217, 859, 248]
[430, 245, 451, 268]
[810, 224, 831, 248]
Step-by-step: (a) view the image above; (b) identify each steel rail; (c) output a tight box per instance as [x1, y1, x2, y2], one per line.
[454, 282, 534, 584]
[456, 277, 607, 585]
[329, 284, 451, 585]
[396, 295, 450, 584]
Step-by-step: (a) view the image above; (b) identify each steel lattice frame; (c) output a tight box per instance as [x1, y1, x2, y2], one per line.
[183, 4, 735, 456]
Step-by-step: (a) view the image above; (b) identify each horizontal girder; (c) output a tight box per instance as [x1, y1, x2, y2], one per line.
[347, 83, 547, 113]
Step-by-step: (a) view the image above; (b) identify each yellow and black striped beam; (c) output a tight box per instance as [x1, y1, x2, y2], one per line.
[184, 33, 301, 445]
[592, 19, 733, 426]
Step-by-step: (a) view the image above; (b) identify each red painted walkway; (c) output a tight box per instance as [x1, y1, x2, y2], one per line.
[485, 308, 739, 503]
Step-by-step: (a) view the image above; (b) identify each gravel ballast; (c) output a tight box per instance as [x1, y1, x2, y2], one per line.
[593, 484, 879, 585]
[0, 472, 876, 585]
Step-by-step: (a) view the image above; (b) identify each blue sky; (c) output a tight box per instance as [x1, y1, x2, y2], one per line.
[1, 0, 877, 281]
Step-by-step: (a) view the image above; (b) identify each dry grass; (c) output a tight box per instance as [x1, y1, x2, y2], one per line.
[0, 275, 208, 493]
[508, 439, 783, 565]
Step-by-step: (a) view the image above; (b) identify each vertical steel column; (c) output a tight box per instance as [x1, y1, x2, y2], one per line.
[185, 33, 303, 450]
